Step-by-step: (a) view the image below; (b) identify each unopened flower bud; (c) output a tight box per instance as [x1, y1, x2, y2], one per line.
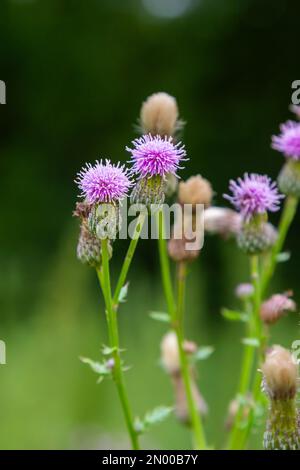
[77, 223, 102, 268]
[131, 175, 165, 208]
[262, 346, 300, 450]
[140, 92, 180, 137]
[235, 283, 254, 300]
[237, 217, 278, 255]
[88, 203, 120, 240]
[260, 293, 296, 325]
[278, 160, 300, 198]
[204, 207, 242, 238]
[179, 175, 213, 209]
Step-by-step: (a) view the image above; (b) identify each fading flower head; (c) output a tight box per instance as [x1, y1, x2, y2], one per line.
[272, 121, 300, 160]
[224, 173, 283, 221]
[260, 293, 296, 325]
[126, 134, 186, 179]
[76, 159, 132, 204]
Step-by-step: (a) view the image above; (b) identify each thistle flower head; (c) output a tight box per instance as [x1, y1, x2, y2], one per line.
[126, 134, 186, 179]
[140, 92, 180, 137]
[76, 159, 132, 204]
[262, 346, 298, 400]
[224, 173, 283, 221]
[272, 121, 300, 160]
[260, 293, 296, 325]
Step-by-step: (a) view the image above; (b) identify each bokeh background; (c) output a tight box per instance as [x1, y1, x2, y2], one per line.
[0, 0, 299, 450]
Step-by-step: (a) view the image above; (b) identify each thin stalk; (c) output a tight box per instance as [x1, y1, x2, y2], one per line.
[261, 196, 298, 296]
[112, 212, 146, 309]
[98, 238, 140, 450]
[157, 210, 207, 450]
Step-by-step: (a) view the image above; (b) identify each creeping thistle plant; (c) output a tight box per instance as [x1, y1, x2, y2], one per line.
[74, 94, 300, 450]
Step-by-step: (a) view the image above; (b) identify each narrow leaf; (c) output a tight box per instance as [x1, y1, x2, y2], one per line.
[149, 311, 171, 323]
[241, 337, 260, 347]
[193, 346, 214, 361]
[221, 309, 249, 322]
[118, 282, 129, 303]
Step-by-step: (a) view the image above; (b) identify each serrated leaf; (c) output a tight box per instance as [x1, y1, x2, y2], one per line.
[149, 311, 171, 323]
[80, 356, 111, 376]
[193, 346, 214, 361]
[276, 252, 291, 263]
[118, 282, 129, 303]
[221, 309, 249, 322]
[135, 406, 173, 434]
[241, 337, 260, 347]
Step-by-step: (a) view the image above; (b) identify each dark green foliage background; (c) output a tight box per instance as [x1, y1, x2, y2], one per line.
[0, 0, 299, 449]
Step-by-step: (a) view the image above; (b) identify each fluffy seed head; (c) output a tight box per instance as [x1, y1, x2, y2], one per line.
[260, 293, 296, 325]
[127, 134, 186, 178]
[272, 121, 300, 160]
[160, 332, 197, 375]
[76, 159, 132, 204]
[178, 175, 213, 208]
[224, 173, 283, 221]
[262, 346, 298, 400]
[140, 92, 179, 137]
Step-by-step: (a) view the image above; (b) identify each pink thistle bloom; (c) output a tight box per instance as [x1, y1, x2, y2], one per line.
[224, 173, 283, 221]
[76, 159, 132, 204]
[272, 121, 300, 160]
[126, 134, 186, 179]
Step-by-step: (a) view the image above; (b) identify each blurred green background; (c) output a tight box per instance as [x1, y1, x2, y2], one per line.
[0, 0, 299, 450]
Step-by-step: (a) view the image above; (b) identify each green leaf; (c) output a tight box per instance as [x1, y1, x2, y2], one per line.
[118, 282, 129, 303]
[149, 311, 171, 323]
[241, 337, 260, 347]
[101, 345, 116, 356]
[193, 346, 214, 361]
[135, 406, 173, 434]
[79, 356, 111, 376]
[221, 309, 249, 322]
[276, 251, 290, 263]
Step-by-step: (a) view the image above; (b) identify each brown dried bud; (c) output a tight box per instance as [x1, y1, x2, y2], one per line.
[262, 346, 298, 400]
[73, 201, 92, 220]
[178, 175, 213, 208]
[140, 92, 180, 137]
[260, 293, 296, 325]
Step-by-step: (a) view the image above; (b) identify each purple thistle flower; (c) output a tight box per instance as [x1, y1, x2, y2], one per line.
[272, 121, 300, 160]
[126, 134, 186, 179]
[76, 159, 132, 204]
[224, 173, 283, 221]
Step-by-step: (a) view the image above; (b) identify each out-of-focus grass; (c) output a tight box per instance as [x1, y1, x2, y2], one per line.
[0, 226, 298, 449]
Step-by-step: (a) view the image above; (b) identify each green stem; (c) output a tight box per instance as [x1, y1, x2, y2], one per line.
[157, 210, 207, 450]
[112, 212, 146, 309]
[98, 238, 140, 450]
[228, 256, 261, 450]
[261, 196, 298, 296]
